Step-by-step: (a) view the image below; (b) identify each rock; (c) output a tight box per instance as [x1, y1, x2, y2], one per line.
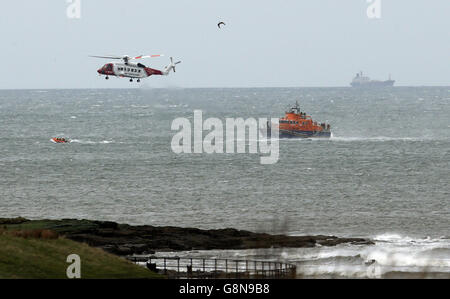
[0, 217, 30, 225]
[94, 221, 119, 230]
[4, 218, 375, 256]
[115, 246, 134, 256]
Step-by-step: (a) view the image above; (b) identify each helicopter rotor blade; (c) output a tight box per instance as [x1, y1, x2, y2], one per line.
[89, 55, 123, 60]
[133, 54, 164, 60]
[91, 54, 165, 64]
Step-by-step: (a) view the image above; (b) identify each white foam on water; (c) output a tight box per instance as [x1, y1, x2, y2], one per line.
[293, 234, 450, 278]
[160, 233, 450, 278]
[256, 132, 438, 143]
[299, 263, 379, 279]
[69, 139, 113, 144]
[365, 233, 450, 268]
[130, 105, 150, 108]
[330, 136, 425, 142]
[141, 232, 450, 278]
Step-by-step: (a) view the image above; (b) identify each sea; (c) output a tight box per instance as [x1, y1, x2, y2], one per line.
[0, 87, 449, 278]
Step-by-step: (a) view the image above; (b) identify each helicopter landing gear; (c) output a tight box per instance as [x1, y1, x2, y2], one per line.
[105, 76, 109, 80]
[137, 79, 141, 83]
[130, 79, 133, 82]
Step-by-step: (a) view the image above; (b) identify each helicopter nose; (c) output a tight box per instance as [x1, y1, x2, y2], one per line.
[97, 69, 102, 74]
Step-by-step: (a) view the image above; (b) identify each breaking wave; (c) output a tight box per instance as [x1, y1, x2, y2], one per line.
[294, 234, 450, 278]
[160, 233, 450, 278]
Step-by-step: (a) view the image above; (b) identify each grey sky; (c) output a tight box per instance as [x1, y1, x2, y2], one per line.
[0, 0, 449, 89]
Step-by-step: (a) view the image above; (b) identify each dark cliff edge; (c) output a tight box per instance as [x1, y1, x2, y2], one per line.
[1, 218, 374, 256]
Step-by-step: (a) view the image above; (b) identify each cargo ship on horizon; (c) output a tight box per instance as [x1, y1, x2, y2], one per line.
[350, 71, 395, 87]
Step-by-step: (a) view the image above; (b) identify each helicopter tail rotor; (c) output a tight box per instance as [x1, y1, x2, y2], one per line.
[164, 57, 181, 75]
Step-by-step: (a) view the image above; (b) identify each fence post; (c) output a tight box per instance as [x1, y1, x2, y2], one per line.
[246, 260, 248, 278]
[187, 258, 193, 278]
[203, 259, 206, 278]
[163, 258, 167, 276]
[214, 259, 217, 279]
[225, 260, 228, 278]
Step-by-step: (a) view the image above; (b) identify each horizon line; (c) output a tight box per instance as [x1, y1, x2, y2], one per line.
[0, 85, 449, 91]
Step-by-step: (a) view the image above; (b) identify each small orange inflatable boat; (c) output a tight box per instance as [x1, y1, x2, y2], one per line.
[52, 137, 70, 143]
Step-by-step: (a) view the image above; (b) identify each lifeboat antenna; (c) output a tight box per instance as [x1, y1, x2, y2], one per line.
[294, 100, 300, 113]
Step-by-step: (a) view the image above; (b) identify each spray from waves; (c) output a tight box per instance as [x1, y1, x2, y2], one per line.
[69, 139, 114, 144]
[213, 135, 432, 144]
[236, 131, 445, 143]
[239, 132, 436, 143]
[366, 233, 450, 268]
[184, 234, 450, 278]
[329, 135, 435, 142]
[290, 233, 450, 278]
[31, 90, 48, 93]
[130, 233, 450, 278]
[234, 137, 313, 143]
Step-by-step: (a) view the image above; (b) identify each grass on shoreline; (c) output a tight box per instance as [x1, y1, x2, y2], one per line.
[0, 232, 162, 279]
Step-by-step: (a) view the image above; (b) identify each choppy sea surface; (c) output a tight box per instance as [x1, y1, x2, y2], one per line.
[0, 87, 449, 278]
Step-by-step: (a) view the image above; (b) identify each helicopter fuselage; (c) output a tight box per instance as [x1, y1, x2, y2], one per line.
[97, 62, 163, 80]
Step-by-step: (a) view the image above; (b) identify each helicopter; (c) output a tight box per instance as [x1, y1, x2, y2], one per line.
[91, 54, 181, 82]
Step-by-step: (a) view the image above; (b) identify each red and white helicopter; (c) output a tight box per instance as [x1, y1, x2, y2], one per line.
[91, 54, 181, 82]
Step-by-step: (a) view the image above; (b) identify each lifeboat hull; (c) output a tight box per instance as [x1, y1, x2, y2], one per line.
[263, 128, 331, 139]
[279, 129, 331, 139]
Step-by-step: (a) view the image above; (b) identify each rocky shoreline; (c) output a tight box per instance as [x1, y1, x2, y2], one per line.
[1, 218, 374, 256]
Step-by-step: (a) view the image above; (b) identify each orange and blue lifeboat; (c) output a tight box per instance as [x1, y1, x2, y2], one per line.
[272, 102, 331, 138]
